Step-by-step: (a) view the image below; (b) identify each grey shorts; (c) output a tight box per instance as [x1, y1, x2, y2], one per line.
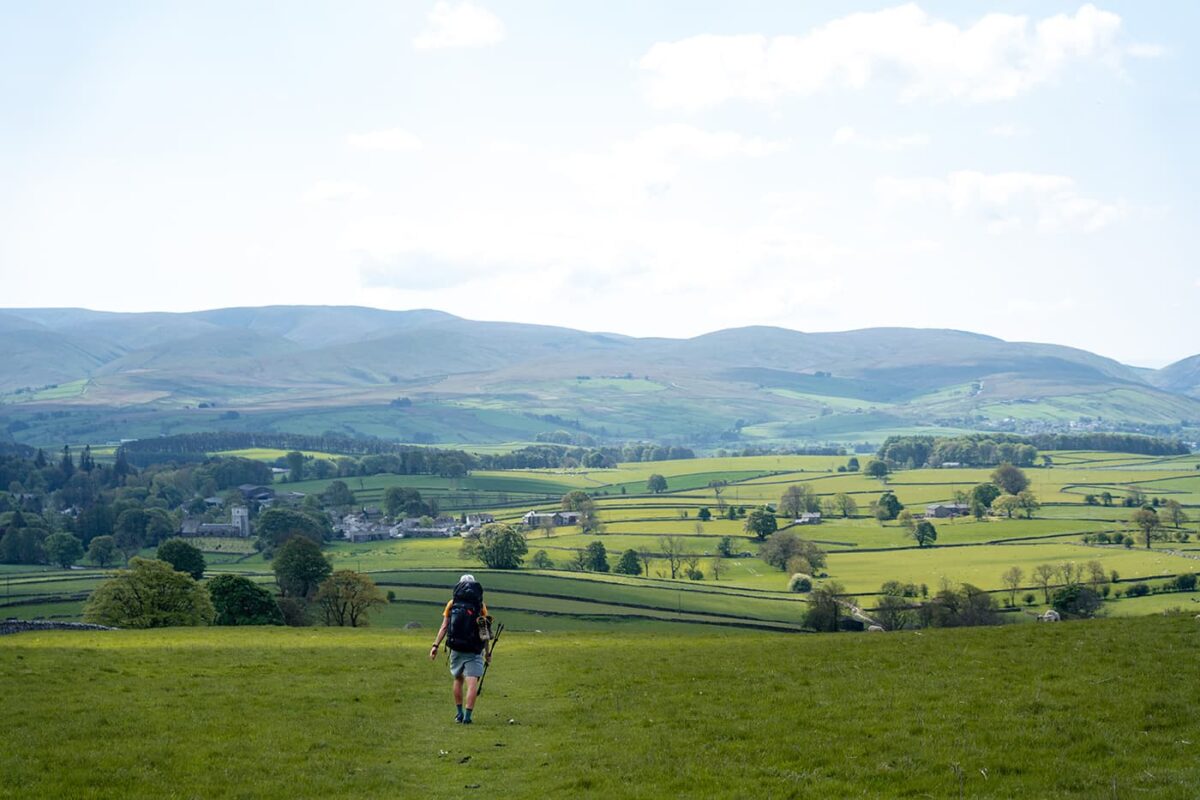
[449, 649, 486, 679]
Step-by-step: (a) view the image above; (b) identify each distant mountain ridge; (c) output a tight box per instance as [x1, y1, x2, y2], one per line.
[0, 305, 1196, 446]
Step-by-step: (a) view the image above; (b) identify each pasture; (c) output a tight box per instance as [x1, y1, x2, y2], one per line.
[2, 616, 1198, 798]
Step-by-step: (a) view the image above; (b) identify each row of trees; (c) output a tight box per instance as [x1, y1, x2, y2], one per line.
[83, 535, 386, 629]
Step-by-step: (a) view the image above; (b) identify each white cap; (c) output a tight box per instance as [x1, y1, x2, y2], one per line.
[459, 574, 476, 583]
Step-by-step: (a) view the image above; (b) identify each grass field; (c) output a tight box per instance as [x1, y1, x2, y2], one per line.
[2, 616, 1198, 798]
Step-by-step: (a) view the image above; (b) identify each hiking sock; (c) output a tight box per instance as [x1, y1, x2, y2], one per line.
[455, 705, 464, 723]
[463, 708, 473, 724]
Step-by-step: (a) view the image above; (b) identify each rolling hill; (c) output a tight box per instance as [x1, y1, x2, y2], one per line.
[0, 305, 1196, 447]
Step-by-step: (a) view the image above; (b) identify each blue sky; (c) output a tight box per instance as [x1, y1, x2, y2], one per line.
[1, 2, 1196, 366]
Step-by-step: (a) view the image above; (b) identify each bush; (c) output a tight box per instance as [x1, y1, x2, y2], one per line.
[1051, 584, 1102, 618]
[156, 538, 206, 580]
[788, 574, 812, 593]
[1126, 583, 1151, 598]
[208, 574, 282, 626]
[1172, 573, 1197, 592]
[84, 558, 215, 628]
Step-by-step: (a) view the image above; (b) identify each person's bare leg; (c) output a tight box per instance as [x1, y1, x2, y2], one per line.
[462, 676, 480, 722]
[453, 675, 465, 721]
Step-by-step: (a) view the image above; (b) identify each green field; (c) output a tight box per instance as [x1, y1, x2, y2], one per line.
[2, 616, 1198, 798]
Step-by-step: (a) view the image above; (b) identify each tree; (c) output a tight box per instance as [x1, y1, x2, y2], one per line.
[990, 463, 1029, 495]
[1052, 584, 1102, 618]
[970, 483, 1001, 509]
[716, 536, 736, 557]
[84, 558, 215, 628]
[1001, 566, 1024, 605]
[255, 508, 327, 549]
[1100, 491, 1114, 507]
[1164, 500, 1189, 529]
[285, 451, 306, 482]
[658, 535, 686, 579]
[805, 582, 849, 632]
[873, 594, 911, 631]
[561, 490, 602, 534]
[743, 508, 778, 541]
[321, 480, 356, 508]
[846, 457, 860, 472]
[143, 509, 176, 546]
[44, 532, 84, 569]
[897, 510, 916, 536]
[910, 520, 937, 548]
[273, 536, 332, 598]
[873, 492, 903, 522]
[710, 557, 722, 581]
[529, 549, 554, 569]
[646, 474, 668, 494]
[832, 493, 858, 518]
[864, 460, 890, 481]
[382, 486, 432, 518]
[614, 548, 641, 575]
[1132, 507, 1160, 549]
[758, 532, 826, 573]
[1016, 490, 1040, 519]
[697, 507, 712, 522]
[156, 538, 206, 580]
[1032, 563, 1056, 603]
[461, 523, 528, 569]
[86, 535, 118, 568]
[580, 540, 610, 572]
[779, 485, 818, 518]
[993, 494, 1021, 518]
[316, 570, 385, 627]
[113, 508, 148, 560]
[1086, 560, 1107, 590]
[0, 527, 46, 564]
[208, 574, 283, 625]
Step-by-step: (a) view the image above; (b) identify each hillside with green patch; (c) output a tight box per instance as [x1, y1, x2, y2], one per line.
[2, 306, 1197, 447]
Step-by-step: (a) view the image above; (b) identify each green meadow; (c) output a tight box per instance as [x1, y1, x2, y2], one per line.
[2, 617, 1198, 799]
[5, 450, 1199, 630]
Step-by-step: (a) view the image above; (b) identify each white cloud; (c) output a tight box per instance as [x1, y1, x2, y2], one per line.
[876, 170, 1125, 233]
[345, 128, 423, 152]
[987, 123, 1027, 138]
[1126, 42, 1166, 58]
[301, 180, 370, 203]
[556, 123, 786, 205]
[832, 125, 929, 151]
[412, 1, 505, 50]
[639, 3, 1125, 110]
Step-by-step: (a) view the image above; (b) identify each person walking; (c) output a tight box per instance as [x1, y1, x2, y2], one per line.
[429, 574, 490, 724]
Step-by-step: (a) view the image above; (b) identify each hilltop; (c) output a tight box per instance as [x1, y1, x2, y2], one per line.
[1, 306, 1197, 447]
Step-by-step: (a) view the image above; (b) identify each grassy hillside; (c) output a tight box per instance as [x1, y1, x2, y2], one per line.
[2, 306, 1197, 447]
[2, 617, 1198, 799]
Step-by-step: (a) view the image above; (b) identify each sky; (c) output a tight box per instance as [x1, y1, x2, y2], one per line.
[0, 1, 1197, 367]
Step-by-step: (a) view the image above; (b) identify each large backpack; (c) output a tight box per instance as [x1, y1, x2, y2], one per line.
[447, 580, 484, 654]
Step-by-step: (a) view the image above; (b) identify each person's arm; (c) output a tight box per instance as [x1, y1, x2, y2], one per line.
[430, 605, 450, 660]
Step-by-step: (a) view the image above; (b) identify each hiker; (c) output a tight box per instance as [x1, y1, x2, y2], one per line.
[429, 574, 490, 724]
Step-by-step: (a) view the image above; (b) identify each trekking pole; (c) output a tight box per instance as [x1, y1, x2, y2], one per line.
[477, 622, 504, 696]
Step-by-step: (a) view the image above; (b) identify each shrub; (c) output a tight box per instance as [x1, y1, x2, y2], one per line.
[84, 558, 215, 628]
[208, 574, 282, 626]
[1173, 573, 1197, 592]
[788, 574, 813, 593]
[1051, 584, 1102, 618]
[1126, 583, 1151, 598]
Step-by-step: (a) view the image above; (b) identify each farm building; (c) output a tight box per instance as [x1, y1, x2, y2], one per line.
[465, 513, 495, 527]
[522, 510, 582, 528]
[179, 506, 251, 538]
[926, 503, 970, 519]
[237, 484, 276, 504]
[793, 512, 822, 525]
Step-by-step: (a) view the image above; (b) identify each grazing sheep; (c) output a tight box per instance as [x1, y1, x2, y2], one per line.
[1039, 609, 1061, 623]
[867, 625, 884, 632]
